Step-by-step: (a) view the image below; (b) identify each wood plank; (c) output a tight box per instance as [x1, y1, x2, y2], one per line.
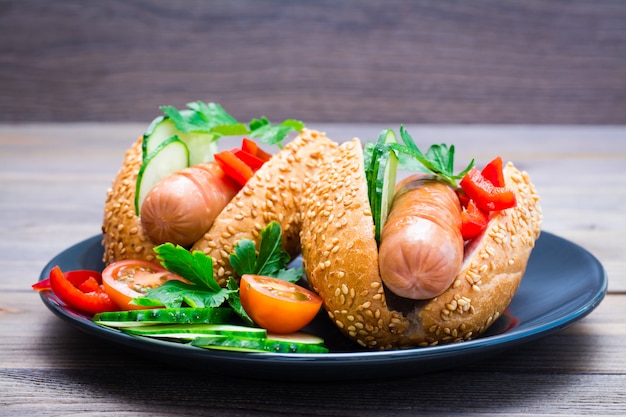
[0, 1, 624, 123]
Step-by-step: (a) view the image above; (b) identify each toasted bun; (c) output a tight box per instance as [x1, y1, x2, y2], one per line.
[300, 139, 542, 350]
[102, 137, 159, 264]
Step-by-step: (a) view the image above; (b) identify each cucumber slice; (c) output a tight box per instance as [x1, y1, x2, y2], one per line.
[373, 147, 398, 242]
[142, 115, 177, 159]
[123, 324, 267, 340]
[266, 331, 326, 346]
[191, 335, 329, 353]
[366, 129, 399, 242]
[134, 135, 189, 215]
[93, 307, 232, 328]
[142, 114, 219, 166]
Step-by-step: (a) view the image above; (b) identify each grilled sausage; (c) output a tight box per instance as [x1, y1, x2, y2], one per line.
[140, 162, 239, 247]
[378, 173, 464, 300]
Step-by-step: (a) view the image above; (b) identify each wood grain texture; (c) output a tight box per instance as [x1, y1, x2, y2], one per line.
[1, 124, 625, 415]
[0, 0, 625, 124]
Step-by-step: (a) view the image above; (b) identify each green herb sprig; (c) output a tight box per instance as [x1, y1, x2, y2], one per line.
[391, 125, 474, 188]
[131, 222, 301, 325]
[161, 101, 304, 148]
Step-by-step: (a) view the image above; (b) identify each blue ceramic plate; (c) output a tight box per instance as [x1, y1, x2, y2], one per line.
[38, 232, 607, 381]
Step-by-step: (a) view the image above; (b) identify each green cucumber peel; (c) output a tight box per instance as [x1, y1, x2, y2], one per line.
[122, 323, 267, 339]
[93, 307, 233, 328]
[190, 334, 329, 354]
[134, 135, 189, 215]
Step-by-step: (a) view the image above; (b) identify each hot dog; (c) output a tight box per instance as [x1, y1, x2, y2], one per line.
[140, 162, 239, 247]
[300, 139, 542, 349]
[102, 129, 337, 270]
[378, 173, 464, 300]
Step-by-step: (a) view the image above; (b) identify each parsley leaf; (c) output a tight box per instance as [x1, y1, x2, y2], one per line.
[390, 125, 474, 187]
[248, 117, 305, 147]
[154, 243, 221, 292]
[226, 277, 253, 326]
[161, 102, 239, 134]
[230, 221, 303, 282]
[159, 102, 304, 148]
[134, 280, 232, 309]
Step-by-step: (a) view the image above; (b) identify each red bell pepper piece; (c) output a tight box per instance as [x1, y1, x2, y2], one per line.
[460, 199, 490, 240]
[32, 270, 103, 292]
[481, 156, 506, 187]
[32, 278, 51, 292]
[214, 150, 254, 187]
[241, 138, 272, 162]
[77, 276, 103, 294]
[47, 266, 116, 314]
[234, 149, 266, 171]
[460, 167, 516, 212]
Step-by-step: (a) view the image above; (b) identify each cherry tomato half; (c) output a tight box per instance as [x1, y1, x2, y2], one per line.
[239, 274, 323, 334]
[102, 260, 187, 310]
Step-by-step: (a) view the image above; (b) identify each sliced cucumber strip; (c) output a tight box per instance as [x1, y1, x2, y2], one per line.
[266, 331, 326, 346]
[191, 335, 329, 353]
[374, 147, 398, 242]
[93, 307, 232, 328]
[142, 114, 219, 166]
[142, 115, 177, 159]
[123, 324, 267, 339]
[366, 129, 399, 242]
[181, 132, 219, 166]
[134, 136, 189, 215]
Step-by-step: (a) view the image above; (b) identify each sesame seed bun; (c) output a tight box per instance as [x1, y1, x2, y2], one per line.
[300, 139, 542, 350]
[102, 137, 159, 264]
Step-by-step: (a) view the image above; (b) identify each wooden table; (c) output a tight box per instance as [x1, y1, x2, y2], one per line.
[1, 123, 624, 416]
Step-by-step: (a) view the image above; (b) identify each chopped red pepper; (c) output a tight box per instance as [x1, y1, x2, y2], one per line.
[47, 266, 116, 314]
[480, 156, 506, 187]
[32, 278, 51, 292]
[241, 138, 272, 162]
[460, 167, 516, 212]
[214, 150, 254, 187]
[460, 199, 490, 240]
[234, 149, 266, 171]
[77, 276, 103, 294]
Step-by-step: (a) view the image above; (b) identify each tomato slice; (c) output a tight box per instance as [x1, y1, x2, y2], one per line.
[239, 274, 323, 334]
[48, 266, 117, 314]
[102, 260, 187, 310]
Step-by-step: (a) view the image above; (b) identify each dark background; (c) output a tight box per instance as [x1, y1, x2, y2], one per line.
[1, 0, 624, 124]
